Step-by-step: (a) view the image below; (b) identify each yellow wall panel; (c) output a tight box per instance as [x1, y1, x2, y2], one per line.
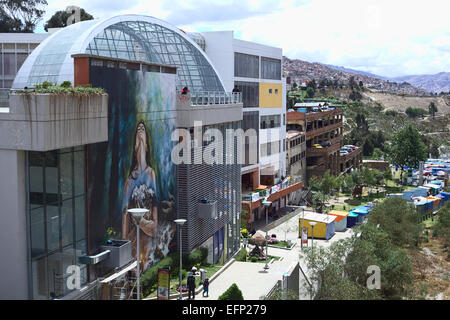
[259, 82, 282, 108]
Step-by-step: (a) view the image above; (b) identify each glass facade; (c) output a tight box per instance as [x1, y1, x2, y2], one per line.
[234, 81, 259, 108]
[261, 56, 281, 80]
[14, 17, 224, 93]
[86, 21, 223, 93]
[0, 42, 37, 88]
[28, 147, 87, 300]
[234, 52, 259, 78]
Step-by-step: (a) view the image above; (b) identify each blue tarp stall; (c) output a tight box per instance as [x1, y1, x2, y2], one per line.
[440, 192, 450, 202]
[415, 187, 430, 197]
[415, 201, 427, 215]
[403, 189, 415, 201]
[424, 184, 441, 195]
[346, 212, 359, 228]
[435, 193, 445, 207]
[424, 200, 434, 214]
[350, 206, 371, 223]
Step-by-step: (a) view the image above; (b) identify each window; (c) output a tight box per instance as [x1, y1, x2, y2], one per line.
[27, 148, 87, 300]
[234, 81, 259, 108]
[275, 89, 278, 94]
[261, 56, 281, 80]
[260, 115, 281, 129]
[234, 52, 259, 78]
[269, 89, 272, 94]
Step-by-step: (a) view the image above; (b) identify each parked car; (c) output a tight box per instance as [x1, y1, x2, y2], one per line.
[340, 151, 349, 156]
[320, 141, 331, 147]
[344, 145, 357, 150]
[313, 144, 323, 149]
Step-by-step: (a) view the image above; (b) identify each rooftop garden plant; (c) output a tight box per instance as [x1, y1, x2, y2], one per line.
[15, 81, 105, 95]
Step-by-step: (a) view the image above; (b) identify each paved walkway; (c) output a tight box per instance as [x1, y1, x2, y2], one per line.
[195, 208, 354, 300]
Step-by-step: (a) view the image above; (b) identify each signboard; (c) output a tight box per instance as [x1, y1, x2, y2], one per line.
[301, 228, 308, 244]
[251, 192, 260, 202]
[157, 268, 170, 300]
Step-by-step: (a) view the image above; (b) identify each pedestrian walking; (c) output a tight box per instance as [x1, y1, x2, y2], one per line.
[187, 272, 196, 300]
[202, 278, 209, 297]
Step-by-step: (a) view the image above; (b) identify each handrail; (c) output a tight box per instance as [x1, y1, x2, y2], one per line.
[178, 91, 242, 105]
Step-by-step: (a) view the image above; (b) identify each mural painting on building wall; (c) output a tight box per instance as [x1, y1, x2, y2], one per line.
[88, 66, 177, 271]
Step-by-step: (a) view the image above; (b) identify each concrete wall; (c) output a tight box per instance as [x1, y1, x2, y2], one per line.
[0, 93, 108, 151]
[0, 149, 29, 299]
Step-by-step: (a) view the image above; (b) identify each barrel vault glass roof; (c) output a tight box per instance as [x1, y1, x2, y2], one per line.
[12, 15, 225, 92]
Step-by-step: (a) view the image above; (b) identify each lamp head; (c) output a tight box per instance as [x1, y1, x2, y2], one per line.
[174, 219, 187, 225]
[127, 208, 149, 225]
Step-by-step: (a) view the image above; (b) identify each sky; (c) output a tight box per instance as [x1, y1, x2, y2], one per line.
[35, 0, 450, 78]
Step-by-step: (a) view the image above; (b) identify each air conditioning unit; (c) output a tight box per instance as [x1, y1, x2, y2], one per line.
[198, 200, 218, 220]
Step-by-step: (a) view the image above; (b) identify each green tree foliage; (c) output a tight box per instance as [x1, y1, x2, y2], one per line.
[302, 220, 414, 300]
[428, 102, 438, 118]
[387, 124, 427, 181]
[309, 170, 340, 211]
[367, 197, 422, 247]
[371, 147, 384, 160]
[436, 202, 450, 249]
[0, 0, 47, 32]
[44, 7, 94, 31]
[349, 90, 362, 101]
[384, 110, 398, 117]
[218, 283, 244, 300]
[306, 86, 315, 98]
[405, 107, 427, 119]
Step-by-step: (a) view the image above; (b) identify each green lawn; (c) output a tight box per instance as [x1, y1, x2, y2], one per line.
[269, 240, 293, 249]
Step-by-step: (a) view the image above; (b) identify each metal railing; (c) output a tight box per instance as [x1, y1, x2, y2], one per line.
[181, 91, 242, 106]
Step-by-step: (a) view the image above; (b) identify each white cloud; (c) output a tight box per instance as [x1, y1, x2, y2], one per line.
[35, 0, 450, 77]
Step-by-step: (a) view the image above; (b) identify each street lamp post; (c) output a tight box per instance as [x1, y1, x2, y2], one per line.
[299, 206, 307, 249]
[174, 219, 187, 300]
[309, 221, 317, 254]
[262, 200, 272, 270]
[127, 208, 149, 300]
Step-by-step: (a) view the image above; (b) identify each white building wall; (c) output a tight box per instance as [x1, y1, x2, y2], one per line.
[0, 149, 29, 299]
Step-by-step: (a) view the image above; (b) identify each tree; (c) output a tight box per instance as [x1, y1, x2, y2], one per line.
[372, 148, 384, 160]
[44, 7, 94, 31]
[306, 86, 315, 98]
[387, 124, 428, 183]
[359, 80, 364, 89]
[436, 202, 450, 249]
[367, 197, 422, 247]
[0, 0, 47, 32]
[428, 102, 437, 118]
[218, 283, 244, 300]
[309, 170, 340, 212]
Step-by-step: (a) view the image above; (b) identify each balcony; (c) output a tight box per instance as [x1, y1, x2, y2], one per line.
[287, 108, 342, 122]
[176, 91, 243, 127]
[242, 177, 303, 212]
[0, 92, 108, 151]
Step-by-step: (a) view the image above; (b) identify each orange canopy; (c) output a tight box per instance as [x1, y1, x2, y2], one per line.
[328, 210, 349, 222]
[255, 185, 268, 190]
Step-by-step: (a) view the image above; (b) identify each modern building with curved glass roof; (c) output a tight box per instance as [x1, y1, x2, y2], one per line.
[12, 15, 225, 93]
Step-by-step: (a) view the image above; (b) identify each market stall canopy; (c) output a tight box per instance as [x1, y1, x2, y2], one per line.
[328, 210, 349, 222]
